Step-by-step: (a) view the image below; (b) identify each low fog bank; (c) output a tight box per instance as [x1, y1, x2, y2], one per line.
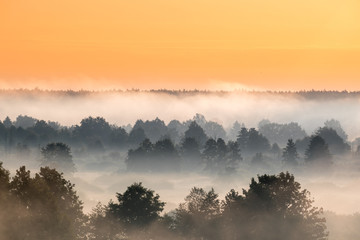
[1, 90, 360, 140]
[2, 152, 359, 216]
[1, 89, 360, 239]
[1, 157, 360, 240]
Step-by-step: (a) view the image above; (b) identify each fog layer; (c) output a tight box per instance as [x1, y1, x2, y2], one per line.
[1, 90, 360, 139]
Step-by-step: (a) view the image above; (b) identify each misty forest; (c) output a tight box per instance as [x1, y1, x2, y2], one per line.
[1, 90, 360, 240]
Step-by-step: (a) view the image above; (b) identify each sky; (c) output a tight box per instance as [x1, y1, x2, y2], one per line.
[1, 0, 360, 91]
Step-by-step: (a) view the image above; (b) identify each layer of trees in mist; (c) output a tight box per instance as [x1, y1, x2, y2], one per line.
[1, 112, 360, 239]
[0, 114, 358, 173]
[0, 165, 329, 240]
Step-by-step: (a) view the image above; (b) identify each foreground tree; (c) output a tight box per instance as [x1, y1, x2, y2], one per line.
[108, 182, 165, 231]
[222, 172, 328, 240]
[1, 165, 86, 240]
[175, 187, 221, 240]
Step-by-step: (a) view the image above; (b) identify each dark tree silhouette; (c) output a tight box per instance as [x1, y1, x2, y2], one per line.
[316, 127, 350, 155]
[127, 138, 179, 172]
[305, 135, 332, 165]
[202, 138, 242, 173]
[3, 166, 85, 240]
[202, 138, 218, 170]
[14, 115, 38, 128]
[324, 119, 348, 141]
[30, 120, 57, 144]
[184, 121, 208, 147]
[133, 118, 168, 142]
[258, 120, 307, 145]
[74, 116, 112, 146]
[108, 182, 165, 230]
[282, 139, 299, 165]
[41, 142, 75, 172]
[180, 137, 202, 170]
[247, 128, 271, 153]
[153, 138, 180, 171]
[127, 139, 153, 171]
[128, 127, 147, 147]
[236, 127, 249, 150]
[237, 127, 270, 154]
[222, 172, 328, 240]
[110, 127, 128, 148]
[3, 116, 13, 128]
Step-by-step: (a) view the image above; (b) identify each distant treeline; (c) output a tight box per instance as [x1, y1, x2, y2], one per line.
[1, 88, 360, 99]
[0, 165, 329, 240]
[0, 114, 358, 173]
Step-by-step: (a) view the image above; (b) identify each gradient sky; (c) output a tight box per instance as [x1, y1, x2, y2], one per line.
[1, 0, 360, 90]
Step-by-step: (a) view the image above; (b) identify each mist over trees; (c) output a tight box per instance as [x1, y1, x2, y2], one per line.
[0, 164, 329, 240]
[0, 110, 359, 239]
[0, 113, 357, 174]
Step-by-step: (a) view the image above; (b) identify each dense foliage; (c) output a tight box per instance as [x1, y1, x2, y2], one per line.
[0, 165, 329, 240]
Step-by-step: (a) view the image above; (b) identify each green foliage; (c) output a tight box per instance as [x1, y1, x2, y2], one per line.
[222, 172, 328, 240]
[175, 187, 221, 240]
[0, 164, 86, 240]
[108, 182, 165, 230]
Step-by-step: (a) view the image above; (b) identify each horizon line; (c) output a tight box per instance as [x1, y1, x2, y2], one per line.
[0, 88, 359, 94]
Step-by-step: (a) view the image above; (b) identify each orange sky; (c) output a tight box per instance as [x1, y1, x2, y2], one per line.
[1, 0, 360, 90]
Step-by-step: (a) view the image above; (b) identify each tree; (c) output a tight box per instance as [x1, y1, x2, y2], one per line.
[108, 182, 165, 230]
[184, 121, 208, 147]
[222, 172, 328, 240]
[153, 138, 180, 171]
[14, 115, 38, 128]
[175, 187, 221, 240]
[258, 121, 307, 146]
[282, 139, 299, 165]
[2, 166, 86, 240]
[74, 116, 112, 146]
[204, 121, 226, 140]
[236, 127, 249, 150]
[305, 135, 332, 165]
[88, 203, 118, 240]
[324, 119, 348, 141]
[316, 127, 350, 155]
[202, 138, 242, 174]
[228, 121, 245, 141]
[41, 142, 75, 172]
[110, 127, 128, 148]
[128, 127, 147, 147]
[3, 116, 13, 128]
[237, 127, 270, 154]
[180, 137, 201, 162]
[133, 118, 168, 142]
[247, 128, 270, 153]
[30, 120, 58, 144]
